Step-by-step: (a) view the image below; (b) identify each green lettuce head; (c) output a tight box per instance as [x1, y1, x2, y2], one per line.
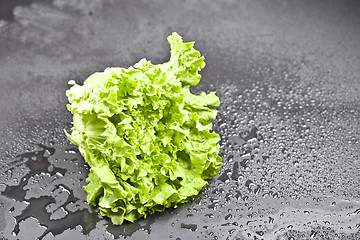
[65, 32, 222, 224]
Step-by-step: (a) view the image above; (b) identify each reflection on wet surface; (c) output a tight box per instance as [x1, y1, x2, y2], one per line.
[1, 144, 96, 239]
[0, 144, 158, 239]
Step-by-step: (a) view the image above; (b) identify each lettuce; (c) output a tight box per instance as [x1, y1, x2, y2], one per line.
[65, 32, 222, 224]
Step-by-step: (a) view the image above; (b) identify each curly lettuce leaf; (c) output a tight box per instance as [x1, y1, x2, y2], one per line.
[65, 32, 222, 224]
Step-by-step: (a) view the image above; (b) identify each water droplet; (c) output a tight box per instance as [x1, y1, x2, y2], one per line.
[180, 223, 197, 232]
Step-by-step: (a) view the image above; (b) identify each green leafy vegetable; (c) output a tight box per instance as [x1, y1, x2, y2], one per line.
[65, 32, 222, 224]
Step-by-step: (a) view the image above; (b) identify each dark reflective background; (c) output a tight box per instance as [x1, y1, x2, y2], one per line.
[0, 0, 359, 239]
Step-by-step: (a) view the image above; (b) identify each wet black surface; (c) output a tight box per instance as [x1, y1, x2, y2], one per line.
[0, 0, 359, 239]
